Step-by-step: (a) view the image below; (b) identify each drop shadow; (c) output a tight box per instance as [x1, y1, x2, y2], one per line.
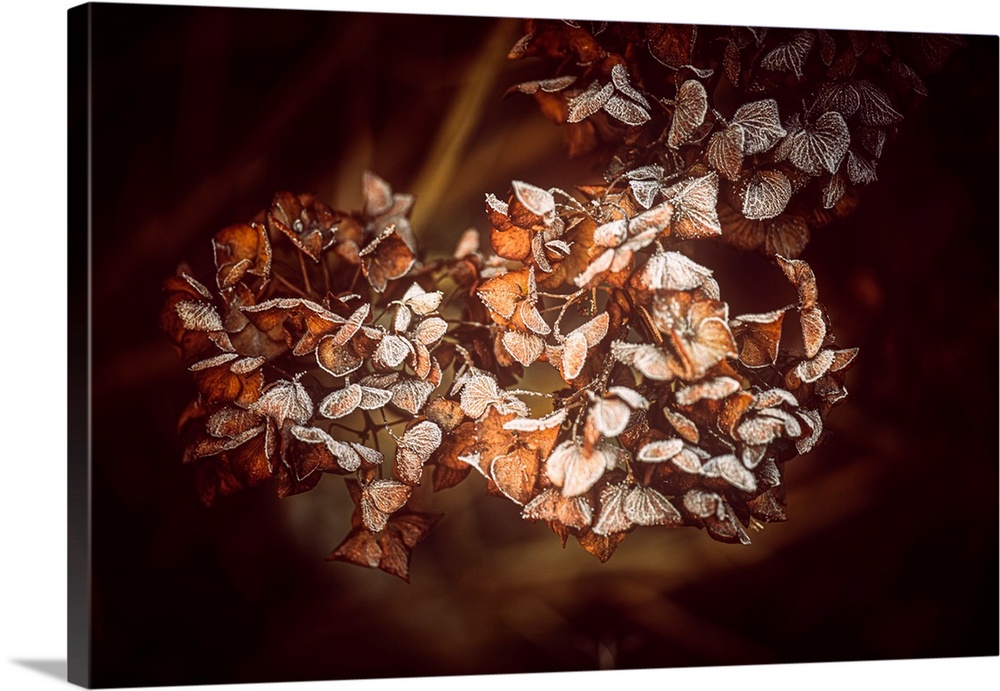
[11, 659, 68, 682]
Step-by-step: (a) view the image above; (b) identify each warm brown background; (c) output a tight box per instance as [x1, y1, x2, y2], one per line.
[81, 4, 998, 687]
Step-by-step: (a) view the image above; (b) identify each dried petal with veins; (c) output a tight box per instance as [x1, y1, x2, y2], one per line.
[458, 372, 529, 419]
[566, 80, 614, 123]
[360, 479, 411, 533]
[611, 341, 679, 381]
[477, 270, 525, 320]
[602, 94, 650, 126]
[736, 415, 787, 455]
[207, 406, 263, 439]
[650, 291, 737, 381]
[822, 173, 846, 210]
[610, 63, 650, 108]
[782, 111, 850, 175]
[512, 180, 557, 226]
[624, 485, 683, 527]
[413, 316, 448, 345]
[176, 300, 225, 332]
[212, 222, 272, 288]
[550, 313, 609, 380]
[636, 438, 685, 463]
[502, 329, 546, 367]
[753, 388, 799, 410]
[503, 408, 567, 432]
[592, 482, 633, 536]
[374, 333, 415, 368]
[389, 377, 436, 416]
[289, 424, 361, 473]
[758, 407, 802, 438]
[673, 445, 708, 474]
[358, 385, 393, 410]
[509, 74, 578, 95]
[800, 305, 827, 359]
[490, 446, 540, 505]
[360, 229, 416, 293]
[607, 386, 650, 411]
[668, 79, 708, 148]
[742, 170, 792, 220]
[318, 384, 363, 419]
[675, 376, 742, 406]
[854, 80, 903, 126]
[761, 30, 815, 77]
[707, 126, 745, 180]
[316, 337, 364, 377]
[683, 489, 727, 521]
[663, 406, 700, 443]
[587, 397, 632, 438]
[518, 300, 551, 336]
[545, 440, 616, 497]
[776, 255, 819, 310]
[701, 454, 757, 493]
[395, 420, 443, 485]
[400, 283, 444, 316]
[521, 488, 593, 529]
[252, 378, 313, 426]
[661, 173, 722, 239]
[189, 352, 239, 371]
[789, 348, 837, 385]
[731, 99, 786, 154]
[846, 151, 877, 185]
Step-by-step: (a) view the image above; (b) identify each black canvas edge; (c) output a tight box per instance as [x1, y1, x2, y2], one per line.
[68, 3, 92, 688]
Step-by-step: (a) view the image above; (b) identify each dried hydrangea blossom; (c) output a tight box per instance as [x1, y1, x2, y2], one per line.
[157, 17, 966, 579]
[508, 20, 963, 257]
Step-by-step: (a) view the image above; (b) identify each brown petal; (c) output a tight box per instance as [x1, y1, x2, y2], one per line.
[502, 329, 546, 367]
[318, 384, 362, 419]
[624, 485, 682, 526]
[490, 446, 540, 505]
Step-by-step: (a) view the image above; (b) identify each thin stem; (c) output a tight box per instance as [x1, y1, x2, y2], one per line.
[552, 287, 587, 340]
[298, 251, 314, 297]
[273, 272, 311, 299]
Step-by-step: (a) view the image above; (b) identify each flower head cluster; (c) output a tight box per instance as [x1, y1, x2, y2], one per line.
[157, 18, 968, 579]
[507, 21, 962, 258]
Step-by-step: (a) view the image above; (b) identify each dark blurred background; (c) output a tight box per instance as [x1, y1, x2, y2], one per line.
[79, 4, 998, 687]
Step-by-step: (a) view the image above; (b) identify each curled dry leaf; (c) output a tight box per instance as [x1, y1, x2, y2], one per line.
[360, 228, 416, 293]
[212, 222, 272, 288]
[731, 308, 787, 368]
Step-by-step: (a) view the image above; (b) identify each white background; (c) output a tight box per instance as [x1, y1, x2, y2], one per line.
[1, 1, 996, 689]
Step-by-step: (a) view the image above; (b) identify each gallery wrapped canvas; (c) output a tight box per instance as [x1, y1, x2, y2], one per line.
[67, 2, 998, 688]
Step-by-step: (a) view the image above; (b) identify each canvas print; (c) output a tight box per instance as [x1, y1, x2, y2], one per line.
[69, 2, 998, 688]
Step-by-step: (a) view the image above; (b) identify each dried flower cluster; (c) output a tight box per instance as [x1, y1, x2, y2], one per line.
[508, 21, 962, 258]
[161, 21, 960, 580]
